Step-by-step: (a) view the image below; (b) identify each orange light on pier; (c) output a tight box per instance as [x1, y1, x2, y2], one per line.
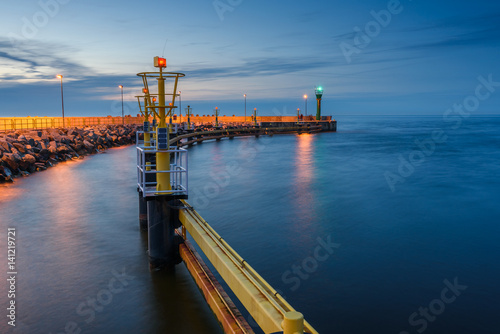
[154, 56, 167, 68]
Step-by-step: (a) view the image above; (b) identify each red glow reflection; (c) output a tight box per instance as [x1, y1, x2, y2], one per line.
[292, 134, 317, 234]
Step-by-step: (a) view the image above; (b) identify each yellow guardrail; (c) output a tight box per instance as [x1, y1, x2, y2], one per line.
[0, 116, 143, 132]
[179, 201, 318, 334]
[0, 116, 333, 132]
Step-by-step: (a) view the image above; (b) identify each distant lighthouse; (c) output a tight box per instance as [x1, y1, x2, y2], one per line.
[315, 86, 323, 120]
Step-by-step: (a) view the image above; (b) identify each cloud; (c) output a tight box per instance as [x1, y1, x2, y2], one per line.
[331, 11, 500, 67]
[397, 27, 500, 51]
[185, 56, 336, 79]
[0, 38, 93, 82]
[395, 12, 500, 51]
[403, 12, 500, 33]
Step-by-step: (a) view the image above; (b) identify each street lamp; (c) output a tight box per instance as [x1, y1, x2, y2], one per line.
[178, 91, 182, 123]
[244, 94, 247, 122]
[186, 105, 192, 130]
[118, 85, 124, 125]
[214, 106, 219, 127]
[303, 94, 308, 116]
[56, 74, 65, 127]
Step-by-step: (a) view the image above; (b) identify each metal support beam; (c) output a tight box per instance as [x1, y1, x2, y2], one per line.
[179, 201, 318, 334]
[180, 240, 255, 334]
[138, 192, 147, 231]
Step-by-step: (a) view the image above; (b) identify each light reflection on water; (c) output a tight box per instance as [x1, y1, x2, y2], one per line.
[0, 147, 222, 334]
[1, 116, 499, 334]
[186, 117, 500, 334]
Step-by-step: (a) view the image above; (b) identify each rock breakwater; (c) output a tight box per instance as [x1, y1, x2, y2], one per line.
[0, 124, 139, 183]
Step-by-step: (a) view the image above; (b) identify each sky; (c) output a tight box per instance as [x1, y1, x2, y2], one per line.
[0, 0, 499, 118]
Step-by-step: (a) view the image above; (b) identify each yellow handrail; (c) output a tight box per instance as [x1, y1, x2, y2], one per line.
[179, 201, 318, 334]
[0, 116, 143, 132]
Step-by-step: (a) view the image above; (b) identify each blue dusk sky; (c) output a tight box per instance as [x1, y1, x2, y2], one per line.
[0, 0, 499, 118]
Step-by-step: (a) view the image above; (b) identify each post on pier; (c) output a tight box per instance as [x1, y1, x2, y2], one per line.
[315, 86, 323, 121]
[186, 105, 192, 130]
[136, 57, 187, 270]
[139, 87, 158, 230]
[214, 107, 219, 128]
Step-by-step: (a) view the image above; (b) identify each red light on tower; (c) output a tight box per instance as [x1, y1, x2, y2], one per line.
[143, 88, 148, 94]
[154, 56, 166, 68]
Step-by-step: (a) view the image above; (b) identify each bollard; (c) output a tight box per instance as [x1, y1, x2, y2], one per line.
[282, 312, 304, 334]
[147, 197, 182, 270]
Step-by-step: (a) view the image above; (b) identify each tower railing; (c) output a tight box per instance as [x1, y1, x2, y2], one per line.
[136, 143, 188, 198]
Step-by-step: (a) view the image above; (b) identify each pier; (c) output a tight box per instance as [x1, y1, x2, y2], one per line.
[134, 57, 330, 334]
[0, 57, 335, 333]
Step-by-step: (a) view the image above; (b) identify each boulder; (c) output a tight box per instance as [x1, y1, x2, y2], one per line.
[22, 154, 36, 165]
[12, 142, 26, 153]
[2, 153, 19, 170]
[48, 146, 57, 154]
[0, 165, 13, 182]
[83, 140, 94, 150]
[0, 140, 10, 152]
[56, 145, 70, 154]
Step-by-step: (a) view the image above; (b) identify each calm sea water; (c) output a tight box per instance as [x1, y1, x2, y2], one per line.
[1, 116, 499, 334]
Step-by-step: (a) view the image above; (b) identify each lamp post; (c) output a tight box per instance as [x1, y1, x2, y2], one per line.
[118, 85, 124, 125]
[303, 94, 308, 116]
[244, 94, 247, 122]
[186, 105, 192, 130]
[178, 91, 182, 123]
[214, 106, 219, 127]
[56, 74, 65, 127]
